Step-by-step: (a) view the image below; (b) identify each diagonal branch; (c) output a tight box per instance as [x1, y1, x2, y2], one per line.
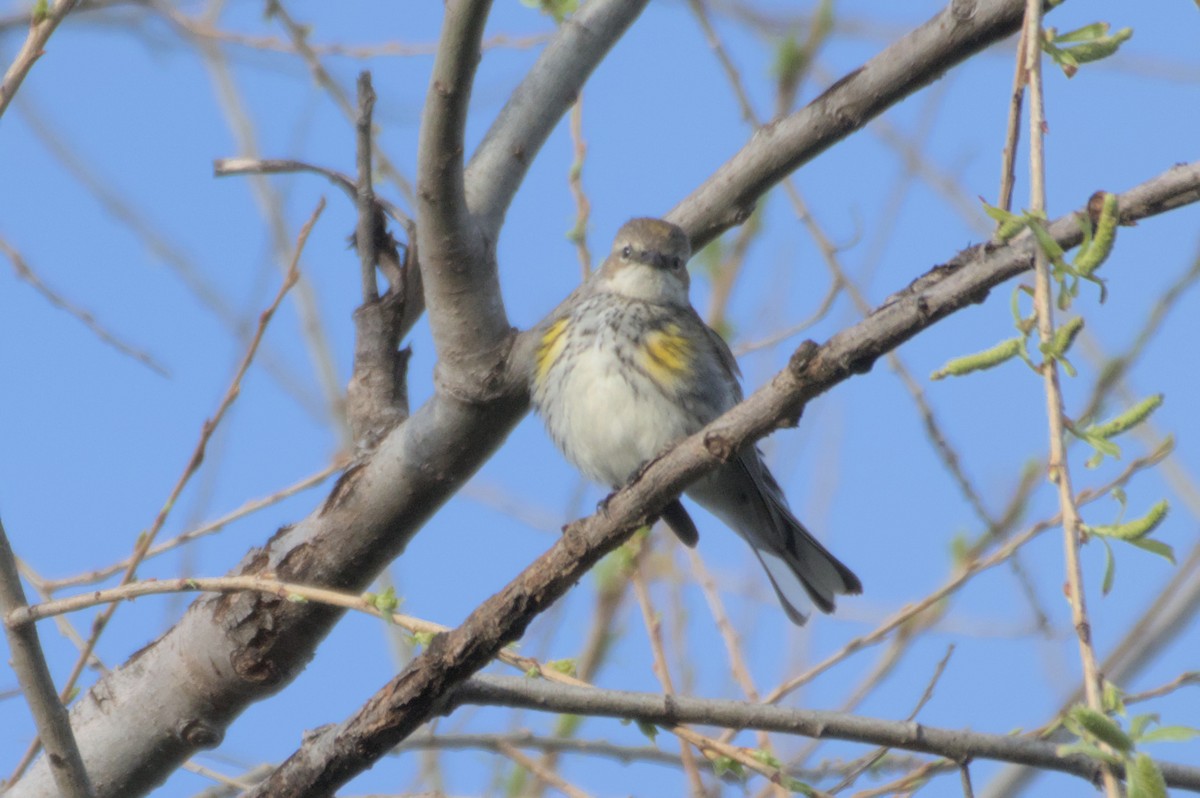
[238, 164, 1200, 796]
[465, 0, 650, 237]
[0, 0, 79, 120]
[669, 0, 1034, 248]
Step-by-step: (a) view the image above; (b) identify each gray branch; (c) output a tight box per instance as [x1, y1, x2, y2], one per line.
[669, 0, 1030, 249]
[446, 675, 1200, 791]
[465, 0, 650, 237]
[0, 519, 93, 797]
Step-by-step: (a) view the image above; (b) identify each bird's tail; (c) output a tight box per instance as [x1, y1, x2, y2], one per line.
[687, 450, 861, 625]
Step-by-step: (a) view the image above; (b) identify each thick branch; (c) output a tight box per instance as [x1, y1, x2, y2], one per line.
[446, 675, 1200, 791]
[669, 0, 1033, 248]
[239, 164, 1200, 797]
[464, 0, 650, 236]
[416, 0, 509, 387]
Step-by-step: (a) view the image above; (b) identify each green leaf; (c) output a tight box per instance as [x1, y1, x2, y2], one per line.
[1127, 753, 1168, 798]
[1129, 537, 1176, 565]
[1056, 740, 1124, 766]
[367, 585, 400, 616]
[1100, 536, 1116, 596]
[635, 720, 659, 742]
[1129, 712, 1159, 740]
[1075, 192, 1120, 276]
[1138, 725, 1200, 745]
[1103, 681, 1127, 716]
[751, 749, 782, 768]
[711, 756, 745, 780]
[1068, 706, 1134, 752]
[1067, 27, 1134, 65]
[519, 0, 578, 23]
[981, 198, 1027, 240]
[547, 658, 577, 677]
[1052, 22, 1111, 44]
[931, 337, 1025, 380]
[1086, 501, 1169, 542]
[1086, 395, 1164, 440]
[553, 713, 582, 737]
[1026, 215, 1069, 269]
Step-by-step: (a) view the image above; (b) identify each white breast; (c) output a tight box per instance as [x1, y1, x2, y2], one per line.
[547, 344, 692, 487]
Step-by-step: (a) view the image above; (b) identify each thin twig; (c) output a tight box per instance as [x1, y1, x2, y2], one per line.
[761, 445, 1171, 706]
[264, 0, 416, 207]
[996, 27, 1028, 214]
[0, 236, 168, 376]
[566, 96, 592, 280]
[828, 645, 956, 793]
[27, 463, 341, 593]
[630, 544, 706, 797]
[1020, 4, 1118, 794]
[356, 71, 380, 303]
[0, 0, 79, 119]
[496, 742, 596, 798]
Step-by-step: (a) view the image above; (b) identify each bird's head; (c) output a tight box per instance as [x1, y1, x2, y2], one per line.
[595, 218, 692, 306]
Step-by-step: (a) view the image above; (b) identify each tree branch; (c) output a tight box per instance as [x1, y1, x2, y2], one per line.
[669, 0, 1034, 248]
[464, 0, 650, 237]
[0, 519, 92, 798]
[446, 675, 1200, 792]
[0, 0, 79, 120]
[237, 164, 1200, 797]
[416, 0, 509, 387]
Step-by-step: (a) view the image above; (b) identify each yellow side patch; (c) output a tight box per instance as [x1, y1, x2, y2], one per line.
[641, 324, 692, 385]
[535, 318, 570, 385]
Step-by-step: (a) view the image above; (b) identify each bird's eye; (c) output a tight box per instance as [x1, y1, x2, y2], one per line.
[672, 257, 683, 270]
[621, 245, 632, 259]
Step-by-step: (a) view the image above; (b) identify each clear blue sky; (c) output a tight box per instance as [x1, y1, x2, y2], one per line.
[2, 1, 1198, 795]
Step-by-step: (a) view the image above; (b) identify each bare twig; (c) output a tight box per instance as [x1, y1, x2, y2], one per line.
[28, 463, 341, 593]
[356, 71, 380, 304]
[496, 742, 596, 798]
[762, 444, 1171, 706]
[567, 96, 592, 280]
[0, 236, 167, 376]
[630, 545, 706, 796]
[263, 0, 416, 207]
[0, 519, 92, 797]
[828, 645, 956, 793]
[0, 0, 79, 119]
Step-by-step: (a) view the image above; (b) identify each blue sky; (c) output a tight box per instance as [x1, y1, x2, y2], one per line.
[2, 1, 1199, 795]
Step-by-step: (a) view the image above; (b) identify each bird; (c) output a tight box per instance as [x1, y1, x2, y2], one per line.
[530, 217, 861, 624]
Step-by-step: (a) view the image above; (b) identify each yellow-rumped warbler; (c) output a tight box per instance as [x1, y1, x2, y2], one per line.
[531, 218, 861, 624]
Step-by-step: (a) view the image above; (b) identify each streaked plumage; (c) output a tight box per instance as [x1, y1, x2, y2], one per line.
[531, 218, 861, 624]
